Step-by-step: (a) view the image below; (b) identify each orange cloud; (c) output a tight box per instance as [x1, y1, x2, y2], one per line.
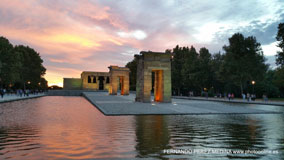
[0, 0, 183, 87]
[46, 33, 101, 48]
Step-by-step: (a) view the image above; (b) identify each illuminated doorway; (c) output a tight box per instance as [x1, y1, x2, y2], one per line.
[119, 76, 125, 95]
[153, 70, 163, 102]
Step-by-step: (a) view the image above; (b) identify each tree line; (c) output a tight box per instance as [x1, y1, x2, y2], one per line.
[0, 36, 48, 91]
[126, 23, 284, 98]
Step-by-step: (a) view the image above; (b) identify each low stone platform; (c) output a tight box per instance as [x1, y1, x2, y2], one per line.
[83, 92, 282, 116]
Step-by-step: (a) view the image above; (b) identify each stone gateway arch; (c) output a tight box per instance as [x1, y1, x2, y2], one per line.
[135, 51, 172, 103]
[108, 66, 130, 95]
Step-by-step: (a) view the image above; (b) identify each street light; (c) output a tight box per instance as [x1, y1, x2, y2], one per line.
[27, 81, 31, 84]
[252, 80, 255, 94]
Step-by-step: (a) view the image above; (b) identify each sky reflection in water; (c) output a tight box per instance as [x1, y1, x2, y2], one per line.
[0, 96, 283, 159]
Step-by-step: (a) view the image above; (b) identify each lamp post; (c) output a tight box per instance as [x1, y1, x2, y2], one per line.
[252, 80, 255, 94]
[26, 81, 31, 90]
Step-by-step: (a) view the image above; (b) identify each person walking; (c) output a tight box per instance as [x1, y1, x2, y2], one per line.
[251, 94, 255, 101]
[263, 94, 268, 102]
[26, 89, 29, 97]
[19, 89, 23, 97]
[242, 93, 246, 101]
[247, 93, 250, 101]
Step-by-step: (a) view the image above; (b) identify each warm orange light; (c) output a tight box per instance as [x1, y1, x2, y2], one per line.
[252, 81, 255, 85]
[108, 38, 123, 46]
[47, 34, 100, 48]
[120, 77, 124, 95]
[154, 70, 163, 102]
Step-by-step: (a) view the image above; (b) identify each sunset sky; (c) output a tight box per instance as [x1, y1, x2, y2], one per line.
[0, 0, 284, 87]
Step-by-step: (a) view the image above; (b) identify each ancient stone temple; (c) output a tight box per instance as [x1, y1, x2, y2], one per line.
[108, 66, 130, 95]
[63, 66, 130, 95]
[135, 51, 172, 103]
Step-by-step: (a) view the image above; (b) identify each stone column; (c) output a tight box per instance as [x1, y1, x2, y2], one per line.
[123, 75, 129, 95]
[142, 69, 152, 102]
[135, 57, 143, 101]
[163, 69, 171, 102]
[110, 75, 118, 95]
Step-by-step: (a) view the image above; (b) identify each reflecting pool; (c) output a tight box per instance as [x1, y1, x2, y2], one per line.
[0, 96, 283, 159]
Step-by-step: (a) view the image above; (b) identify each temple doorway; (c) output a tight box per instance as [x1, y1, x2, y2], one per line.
[119, 76, 125, 95]
[98, 76, 105, 90]
[153, 70, 163, 102]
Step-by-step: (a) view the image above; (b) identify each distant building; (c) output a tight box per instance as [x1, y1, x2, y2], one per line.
[63, 71, 110, 91]
[63, 66, 129, 95]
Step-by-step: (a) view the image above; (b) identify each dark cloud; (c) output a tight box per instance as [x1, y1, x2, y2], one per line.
[214, 13, 284, 46]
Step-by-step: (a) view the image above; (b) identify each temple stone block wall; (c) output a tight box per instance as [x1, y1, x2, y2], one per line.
[135, 51, 172, 103]
[81, 71, 110, 90]
[108, 66, 130, 95]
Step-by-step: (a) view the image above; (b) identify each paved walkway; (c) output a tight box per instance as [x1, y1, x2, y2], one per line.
[173, 96, 284, 106]
[83, 92, 282, 116]
[0, 93, 46, 103]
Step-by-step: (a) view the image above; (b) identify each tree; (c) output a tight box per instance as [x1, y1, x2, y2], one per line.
[13, 45, 46, 89]
[210, 53, 225, 94]
[171, 45, 188, 95]
[0, 37, 21, 87]
[276, 23, 284, 66]
[181, 46, 199, 94]
[274, 23, 284, 97]
[195, 47, 212, 92]
[256, 70, 280, 98]
[221, 33, 268, 95]
[273, 67, 284, 97]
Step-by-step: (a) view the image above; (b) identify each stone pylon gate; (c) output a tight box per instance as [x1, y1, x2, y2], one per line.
[108, 66, 130, 95]
[135, 51, 172, 103]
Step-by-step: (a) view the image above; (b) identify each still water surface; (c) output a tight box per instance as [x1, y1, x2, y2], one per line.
[0, 96, 283, 159]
